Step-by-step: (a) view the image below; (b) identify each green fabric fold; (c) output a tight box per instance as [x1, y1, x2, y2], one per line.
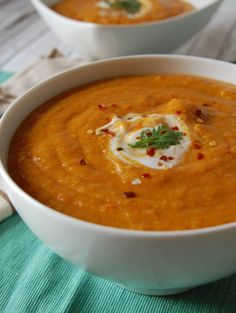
[0, 215, 236, 313]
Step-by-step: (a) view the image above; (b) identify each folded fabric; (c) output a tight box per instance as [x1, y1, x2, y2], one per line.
[1, 214, 236, 313]
[0, 49, 92, 115]
[0, 50, 92, 222]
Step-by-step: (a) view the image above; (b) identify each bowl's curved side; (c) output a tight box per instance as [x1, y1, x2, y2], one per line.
[4, 176, 236, 295]
[30, 0, 223, 58]
[1, 55, 236, 294]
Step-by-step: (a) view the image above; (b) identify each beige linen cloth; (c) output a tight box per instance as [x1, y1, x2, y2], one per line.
[0, 50, 91, 222]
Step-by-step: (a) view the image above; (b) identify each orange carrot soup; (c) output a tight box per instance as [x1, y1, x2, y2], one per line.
[8, 75, 236, 231]
[52, 0, 195, 25]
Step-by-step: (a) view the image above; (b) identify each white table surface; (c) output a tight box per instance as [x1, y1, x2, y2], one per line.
[0, 0, 236, 72]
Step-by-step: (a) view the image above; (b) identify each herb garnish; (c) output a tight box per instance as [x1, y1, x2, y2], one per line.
[129, 125, 183, 150]
[106, 0, 141, 14]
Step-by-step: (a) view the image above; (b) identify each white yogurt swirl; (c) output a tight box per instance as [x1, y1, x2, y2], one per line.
[97, 0, 152, 18]
[96, 113, 190, 169]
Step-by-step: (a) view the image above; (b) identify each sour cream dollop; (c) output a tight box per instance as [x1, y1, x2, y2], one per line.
[96, 113, 190, 170]
[97, 0, 152, 19]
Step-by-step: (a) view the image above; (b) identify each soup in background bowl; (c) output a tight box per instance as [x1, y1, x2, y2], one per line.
[1, 55, 236, 295]
[52, 0, 195, 25]
[30, 0, 223, 58]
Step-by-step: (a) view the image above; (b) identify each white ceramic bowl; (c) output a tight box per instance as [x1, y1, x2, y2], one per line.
[1, 55, 236, 296]
[31, 0, 223, 58]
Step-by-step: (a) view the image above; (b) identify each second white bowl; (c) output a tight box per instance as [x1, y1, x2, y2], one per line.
[31, 0, 223, 58]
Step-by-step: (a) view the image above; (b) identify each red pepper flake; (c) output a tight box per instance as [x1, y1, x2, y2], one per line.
[80, 159, 86, 166]
[98, 104, 107, 110]
[160, 155, 168, 162]
[117, 147, 123, 151]
[168, 156, 174, 161]
[101, 129, 115, 137]
[176, 110, 182, 115]
[146, 131, 152, 137]
[157, 162, 163, 167]
[142, 173, 151, 178]
[193, 141, 202, 150]
[146, 147, 156, 157]
[182, 132, 187, 136]
[203, 103, 211, 107]
[194, 143, 201, 149]
[197, 153, 204, 160]
[171, 126, 179, 131]
[111, 104, 118, 108]
[195, 109, 203, 118]
[124, 191, 136, 199]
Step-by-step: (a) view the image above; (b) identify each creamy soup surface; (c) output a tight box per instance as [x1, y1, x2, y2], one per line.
[52, 0, 194, 25]
[8, 75, 236, 231]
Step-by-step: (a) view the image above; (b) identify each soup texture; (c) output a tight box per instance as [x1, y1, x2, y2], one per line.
[8, 75, 236, 231]
[52, 0, 194, 25]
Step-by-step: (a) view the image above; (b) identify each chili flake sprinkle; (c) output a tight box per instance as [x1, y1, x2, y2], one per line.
[160, 155, 168, 162]
[146, 147, 156, 157]
[197, 153, 204, 160]
[101, 129, 115, 137]
[171, 126, 179, 131]
[80, 159, 86, 166]
[195, 109, 203, 118]
[98, 104, 107, 110]
[193, 141, 202, 149]
[176, 110, 182, 115]
[142, 173, 151, 178]
[168, 156, 174, 161]
[117, 147, 123, 151]
[124, 191, 136, 198]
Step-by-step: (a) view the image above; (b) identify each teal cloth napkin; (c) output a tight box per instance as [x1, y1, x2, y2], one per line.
[1, 215, 236, 313]
[0, 71, 14, 84]
[1, 71, 236, 312]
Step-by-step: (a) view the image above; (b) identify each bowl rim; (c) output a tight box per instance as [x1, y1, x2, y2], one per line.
[31, 0, 223, 29]
[1, 53, 236, 238]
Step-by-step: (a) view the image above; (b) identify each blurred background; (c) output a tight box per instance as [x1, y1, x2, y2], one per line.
[1, 0, 236, 73]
